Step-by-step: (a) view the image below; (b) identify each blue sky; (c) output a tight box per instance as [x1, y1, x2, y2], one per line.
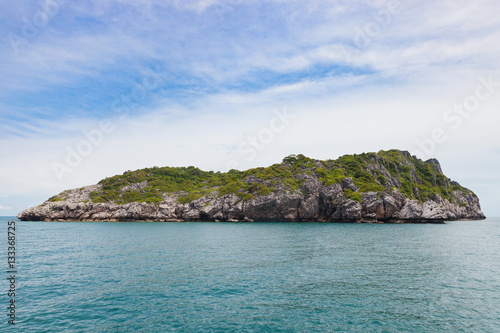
[1, 0, 499, 216]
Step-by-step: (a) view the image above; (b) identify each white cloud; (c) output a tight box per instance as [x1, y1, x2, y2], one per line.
[1, 0, 499, 216]
[0, 204, 12, 210]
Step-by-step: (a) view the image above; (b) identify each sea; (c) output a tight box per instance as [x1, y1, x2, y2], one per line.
[1, 216, 499, 332]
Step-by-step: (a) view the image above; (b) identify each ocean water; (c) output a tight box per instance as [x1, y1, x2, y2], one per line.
[1, 217, 499, 332]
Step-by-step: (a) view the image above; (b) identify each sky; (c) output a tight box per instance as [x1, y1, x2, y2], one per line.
[0, 0, 499, 217]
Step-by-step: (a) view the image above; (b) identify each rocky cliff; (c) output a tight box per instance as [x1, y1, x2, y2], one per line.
[18, 150, 485, 223]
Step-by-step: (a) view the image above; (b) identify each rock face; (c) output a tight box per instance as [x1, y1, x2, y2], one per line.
[17, 150, 486, 223]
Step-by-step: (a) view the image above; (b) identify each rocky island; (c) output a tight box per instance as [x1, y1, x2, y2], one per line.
[18, 150, 485, 223]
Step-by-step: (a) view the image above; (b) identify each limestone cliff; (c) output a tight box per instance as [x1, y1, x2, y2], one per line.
[17, 150, 485, 223]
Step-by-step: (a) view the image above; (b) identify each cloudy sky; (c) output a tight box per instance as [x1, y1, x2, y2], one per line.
[1, 0, 499, 217]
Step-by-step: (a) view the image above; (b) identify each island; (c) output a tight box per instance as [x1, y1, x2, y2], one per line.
[17, 150, 485, 223]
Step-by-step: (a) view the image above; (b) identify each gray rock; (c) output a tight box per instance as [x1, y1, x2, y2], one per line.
[17, 152, 486, 223]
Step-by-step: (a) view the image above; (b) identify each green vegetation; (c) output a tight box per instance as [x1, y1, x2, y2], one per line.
[344, 189, 363, 202]
[47, 196, 64, 202]
[218, 180, 246, 196]
[47, 190, 71, 202]
[84, 149, 473, 206]
[240, 193, 255, 202]
[177, 191, 203, 204]
[376, 150, 470, 202]
[315, 167, 346, 186]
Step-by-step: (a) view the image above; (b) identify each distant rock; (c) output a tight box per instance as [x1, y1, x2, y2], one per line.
[18, 150, 485, 223]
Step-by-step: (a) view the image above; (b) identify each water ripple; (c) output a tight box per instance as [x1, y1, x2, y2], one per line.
[1, 218, 499, 332]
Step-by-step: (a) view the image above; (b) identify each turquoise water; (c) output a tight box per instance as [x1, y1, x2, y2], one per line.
[1, 217, 499, 332]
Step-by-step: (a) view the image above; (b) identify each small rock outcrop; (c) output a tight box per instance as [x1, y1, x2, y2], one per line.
[17, 150, 485, 223]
